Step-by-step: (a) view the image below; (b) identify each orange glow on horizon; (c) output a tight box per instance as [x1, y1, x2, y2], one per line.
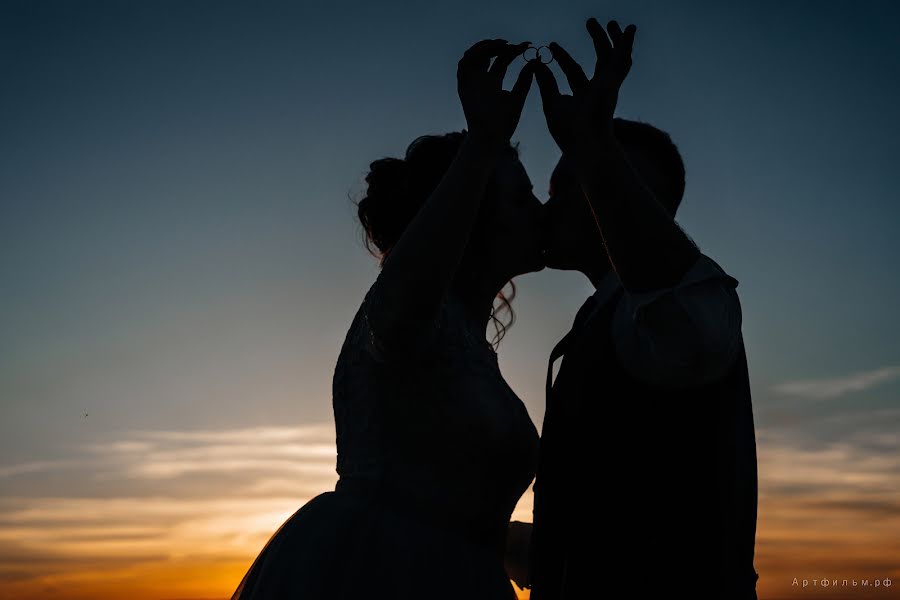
[1, 425, 897, 599]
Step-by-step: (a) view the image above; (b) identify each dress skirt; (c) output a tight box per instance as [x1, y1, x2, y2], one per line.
[230, 488, 518, 600]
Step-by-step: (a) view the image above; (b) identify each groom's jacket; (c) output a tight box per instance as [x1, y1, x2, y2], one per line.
[529, 253, 759, 600]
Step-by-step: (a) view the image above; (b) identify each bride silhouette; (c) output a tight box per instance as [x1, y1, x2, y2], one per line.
[231, 39, 544, 599]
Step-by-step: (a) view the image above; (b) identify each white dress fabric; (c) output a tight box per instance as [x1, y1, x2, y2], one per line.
[231, 279, 540, 600]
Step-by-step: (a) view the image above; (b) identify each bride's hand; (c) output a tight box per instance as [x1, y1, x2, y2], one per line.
[457, 39, 537, 149]
[504, 520, 532, 589]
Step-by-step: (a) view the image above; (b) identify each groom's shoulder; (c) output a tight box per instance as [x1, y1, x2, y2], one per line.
[696, 252, 741, 291]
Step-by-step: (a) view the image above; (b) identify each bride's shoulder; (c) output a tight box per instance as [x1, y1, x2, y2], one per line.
[345, 278, 458, 363]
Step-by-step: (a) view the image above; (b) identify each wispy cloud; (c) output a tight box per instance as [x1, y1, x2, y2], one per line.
[754, 426, 900, 591]
[772, 365, 900, 399]
[0, 460, 81, 479]
[0, 425, 341, 598]
[2, 420, 899, 599]
[1, 425, 338, 482]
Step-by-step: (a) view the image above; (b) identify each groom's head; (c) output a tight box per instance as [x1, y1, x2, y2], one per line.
[542, 118, 686, 273]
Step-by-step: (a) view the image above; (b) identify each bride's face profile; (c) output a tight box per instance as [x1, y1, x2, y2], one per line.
[543, 153, 602, 272]
[472, 152, 547, 279]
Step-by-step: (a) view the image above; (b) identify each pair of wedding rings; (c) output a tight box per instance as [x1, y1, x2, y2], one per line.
[521, 45, 554, 65]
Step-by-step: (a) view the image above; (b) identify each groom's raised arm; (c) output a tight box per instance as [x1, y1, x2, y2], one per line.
[533, 18, 699, 293]
[569, 134, 700, 293]
[533, 18, 742, 386]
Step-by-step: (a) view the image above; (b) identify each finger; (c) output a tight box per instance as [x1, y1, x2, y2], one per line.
[607, 20, 623, 45]
[611, 24, 636, 82]
[489, 41, 531, 82]
[532, 60, 560, 107]
[510, 59, 536, 107]
[621, 24, 637, 55]
[460, 38, 509, 72]
[462, 38, 507, 59]
[459, 38, 510, 72]
[585, 17, 611, 78]
[548, 41, 589, 95]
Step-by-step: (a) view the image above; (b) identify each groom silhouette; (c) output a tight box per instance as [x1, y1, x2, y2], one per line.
[524, 19, 760, 600]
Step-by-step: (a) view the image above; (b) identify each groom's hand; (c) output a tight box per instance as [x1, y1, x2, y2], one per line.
[532, 18, 636, 153]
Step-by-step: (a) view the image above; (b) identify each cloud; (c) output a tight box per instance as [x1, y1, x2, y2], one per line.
[0, 424, 342, 595]
[771, 365, 900, 399]
[2, 421, 899, 599]
[0, 424, 338, 482]
[0, 460, 81, 479]
[753, 425, 900, 592]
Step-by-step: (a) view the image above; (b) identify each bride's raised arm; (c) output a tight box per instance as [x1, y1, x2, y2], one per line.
[364, 38, 535, 358]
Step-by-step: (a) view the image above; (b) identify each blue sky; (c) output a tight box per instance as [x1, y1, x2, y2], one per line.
[1, 1, 898, 597]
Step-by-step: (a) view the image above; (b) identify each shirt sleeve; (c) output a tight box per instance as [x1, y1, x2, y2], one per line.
[611, 253, 743, 389]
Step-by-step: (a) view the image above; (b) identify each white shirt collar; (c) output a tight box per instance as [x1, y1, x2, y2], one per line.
[585, 253, 738, 318]
[590, 268, 623, 305]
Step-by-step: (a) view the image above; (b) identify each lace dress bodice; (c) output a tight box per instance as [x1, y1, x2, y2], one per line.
[231, 281, 539, 600]
[332, 282, 540, 552]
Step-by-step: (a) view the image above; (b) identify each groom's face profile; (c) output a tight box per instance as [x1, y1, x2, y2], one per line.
[477, 151, 548, 276]
[542, 153, 611, 273]
[542, 140, 669, 275]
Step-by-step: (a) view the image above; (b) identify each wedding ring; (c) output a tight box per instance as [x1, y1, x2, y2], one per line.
[522, 45, 554, 65]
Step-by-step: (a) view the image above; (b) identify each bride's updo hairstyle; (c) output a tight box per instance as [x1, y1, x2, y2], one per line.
[354, 129, 520, 346]
[357, 130, 515, 262]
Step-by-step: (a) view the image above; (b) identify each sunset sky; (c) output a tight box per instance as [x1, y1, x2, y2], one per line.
[2, 1, 899, 599]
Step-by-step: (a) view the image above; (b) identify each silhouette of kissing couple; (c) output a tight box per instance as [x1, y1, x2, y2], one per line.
[232, 16, 760, 600]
